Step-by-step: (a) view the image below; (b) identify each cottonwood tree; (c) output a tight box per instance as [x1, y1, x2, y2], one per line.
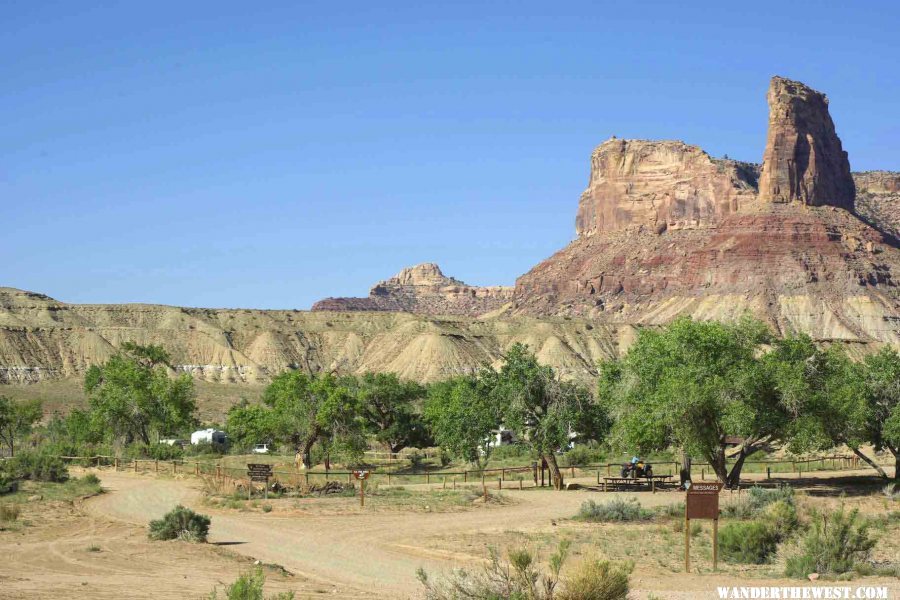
[424, 375, 502, 470]
[225, 402, 278, 451]
[264, 371, 366, 469]
[864, 347, 900, 480]
[84, 343, 196, 445]
[0, 396, 42, 457]
[598, 317, 800, 488]
[488, 344, 607, 490]
[354, 372, 431, 453]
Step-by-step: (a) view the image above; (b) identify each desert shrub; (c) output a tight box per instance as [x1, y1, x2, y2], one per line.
[721, 485, 794, 519]
[557, 559, 631, 600]
[9, 451, 69, 483]
[148, 505, 210, 542]
[489, 443, 534, 461]
[81, 472, 101, 486]
[577, 498, 653, 522]
[408, 451, 426, 471]
[207, 567, 294, 600]
[0, 503, 20, 522]
[747, 485, 794, 512]
[184, 440, 224, 457]
[418, 542, 630, 600]
[785, 506, 877, 578]
[655, 501, 685, 518]
[145, 443, 184, 461]
[0, 474, 18, 495]
[719, 521, 781, 564]
[562, 445, 605, 467]
[765, 500, 799, 535]
[883, 483, 900, 501]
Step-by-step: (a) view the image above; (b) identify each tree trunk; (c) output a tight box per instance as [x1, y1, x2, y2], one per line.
[679, 453, 692, 489]
[726, 447, 750, 488]
[890, 447, 899, 482]
[709, 446, 729, 484]
[851, 447, 888, 479]
[299, 437, 316, 470]
[544, 452, 564, 490]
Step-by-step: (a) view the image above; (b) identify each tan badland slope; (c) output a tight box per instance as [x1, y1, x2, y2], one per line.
[0, 287, 625, 386]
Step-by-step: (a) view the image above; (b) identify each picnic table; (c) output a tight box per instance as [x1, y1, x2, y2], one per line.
[602, 474, 673, 493]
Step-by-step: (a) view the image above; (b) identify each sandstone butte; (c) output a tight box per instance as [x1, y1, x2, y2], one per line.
[1, 76, 898, 395]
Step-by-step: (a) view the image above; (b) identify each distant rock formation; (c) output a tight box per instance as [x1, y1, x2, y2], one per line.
[575, 139, 758, 236]
[854, 171, 900, 240]
[311, 263, 513, 316]
[513, 77, 899, 347]
[758, 76, 855, 210]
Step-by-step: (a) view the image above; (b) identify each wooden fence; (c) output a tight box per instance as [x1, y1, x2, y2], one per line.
[55, 452, 887, 492]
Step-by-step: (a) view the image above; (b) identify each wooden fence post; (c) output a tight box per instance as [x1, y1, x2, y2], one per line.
[114, 458, 119, 472]
[173, 461, 177, 474]
[155, 459, 159, 473]
[133, 459, 137, 472]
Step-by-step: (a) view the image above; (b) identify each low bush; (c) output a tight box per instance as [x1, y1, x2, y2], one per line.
[785, 506, 877, 578]
[721, 485, 795, 520]
[655, 501, 685, 518]
[82, 472, 101, 486]
[418, 542, 630, 600]
[577, 498, 653, 522]
[148, 505, 211, 542]
[207, 567, 295, 600]
[0, 474, 18, 495]
[719, 521, 781, 564]
[9, 451, 69, 483]
[0, 503, 20, 522]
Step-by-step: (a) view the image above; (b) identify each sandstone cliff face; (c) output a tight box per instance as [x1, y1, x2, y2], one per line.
[854, 171, 900, 240]
[758, 76, 855, 210]
[574, 139, 758, 236]
[311, 263, 513, 316]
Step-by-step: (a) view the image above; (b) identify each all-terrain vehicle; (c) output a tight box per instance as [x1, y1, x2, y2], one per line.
[621, 459, 653, 479]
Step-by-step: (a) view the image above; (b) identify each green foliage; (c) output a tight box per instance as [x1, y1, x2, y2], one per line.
[425, 376, 502, 468]
[598, 317, 827, 486]
[0, 474, 18, 495]
[148, 505, 210, 542]
[418, 542, 630, 600]
[785, 506, 877, 578]
[562, 445, 605, 467]
[226, 403, 277, 451]
[263, 371, 366, 468]
[576, 498, 654, 522]
[7, 451, 69, 482]
[718, 520, 781, 564]
[490, 343, 609, 466]
[354, 372, 431, 453]
[84, 343, 197, 445]
[721, 485, 795, 519]
[862, 347, 900, 473]
[0, 395, 42, 456]
[207, 567, 294, 600]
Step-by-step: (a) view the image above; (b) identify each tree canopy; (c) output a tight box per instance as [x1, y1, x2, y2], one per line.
[0, 396, 42, 457]
[354, 372, 431, 453]
[424, 375, 502, 470]
[84, 343, 196, 445]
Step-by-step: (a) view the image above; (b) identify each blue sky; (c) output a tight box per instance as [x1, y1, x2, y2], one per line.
[2, 1, 898, 309]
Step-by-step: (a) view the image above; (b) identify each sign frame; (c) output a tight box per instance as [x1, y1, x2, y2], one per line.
[684, 480, 724, 572]
[247, 463, 274, 500]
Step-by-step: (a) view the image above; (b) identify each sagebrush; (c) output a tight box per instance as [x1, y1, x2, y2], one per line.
[148, 505, 210, 542]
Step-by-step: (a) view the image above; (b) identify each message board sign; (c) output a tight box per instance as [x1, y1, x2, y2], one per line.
[686, 481, 723, 520]
[247, 463, 273, 482]
[352, 470, 370, 480]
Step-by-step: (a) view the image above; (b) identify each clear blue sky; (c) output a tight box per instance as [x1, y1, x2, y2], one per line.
[2, 2, 898, 309]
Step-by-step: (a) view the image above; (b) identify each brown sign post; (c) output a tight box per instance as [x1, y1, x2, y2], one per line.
[684, 481, 724, 572]
[352, 470, 370, 507]
[247, 464, 273, 500]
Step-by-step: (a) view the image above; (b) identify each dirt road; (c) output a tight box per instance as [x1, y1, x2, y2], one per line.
[89, 471, 634, 598]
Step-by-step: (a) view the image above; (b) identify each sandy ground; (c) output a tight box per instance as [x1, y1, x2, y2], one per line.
[2, 469, 898, 599]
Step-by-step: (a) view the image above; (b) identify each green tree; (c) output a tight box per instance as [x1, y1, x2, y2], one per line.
[263, 371, 365, 469]
[489, 344, 607, 490]
[354, 372, 431, 453]
[599, 317, 795, 487]
[0, 396, 42, 457]
[225, 402, 277, 451]
[424, 375, 502, 470]
[864, 347, 900, 480]
[84, 343, 196, 445]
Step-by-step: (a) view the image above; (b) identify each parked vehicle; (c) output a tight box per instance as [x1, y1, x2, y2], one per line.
[251, 443, 270, 454]
[621, 457, 653, 479]
[190, 428, 228, 448]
